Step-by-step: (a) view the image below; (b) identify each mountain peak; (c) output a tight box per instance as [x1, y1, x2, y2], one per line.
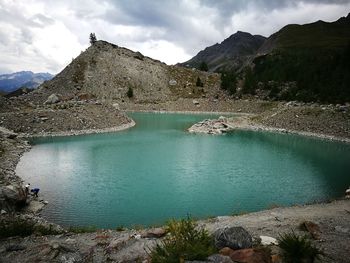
[180, 31, 266, 72]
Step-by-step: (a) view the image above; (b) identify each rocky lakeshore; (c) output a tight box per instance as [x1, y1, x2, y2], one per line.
[0, 199, 349, 262]
[1, 93, 350, 262]
[187, 101, 350, 143]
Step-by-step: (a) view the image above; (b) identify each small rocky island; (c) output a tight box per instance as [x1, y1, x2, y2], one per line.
[188, 116, 234, 134]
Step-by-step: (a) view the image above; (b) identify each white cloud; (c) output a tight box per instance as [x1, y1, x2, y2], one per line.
[132, 40, 191, 64]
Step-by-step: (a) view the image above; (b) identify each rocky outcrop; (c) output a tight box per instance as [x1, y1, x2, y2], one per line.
[188, 116, 233, 134]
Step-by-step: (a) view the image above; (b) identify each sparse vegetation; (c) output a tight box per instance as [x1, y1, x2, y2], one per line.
[89, 33, 97, 45]
[199, 61, 208, 72]
[127, 86, 134, 98]
[0, 219, 62, 237]
[278, 231, 324, 263]
[196, 77, 204, 87]
[69, 225, 98, 233]
[116, 225, 125, 231]
[150, 217, 216, 263]
[251, 44, 350, 103]
[242, 67, 256, 94]
[220, 71, 237, 95]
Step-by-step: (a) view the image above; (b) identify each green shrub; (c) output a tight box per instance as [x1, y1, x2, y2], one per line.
[278, 231, 324, 263]
[0, 219, 35, 237]
[150, 217, 216, 263]
[199, 61, 208, 72]
[220, 71, 237, 95]
[126, 86, 134, 98]
[0, 219, 61, 237]
[242, 67, 256, 94]
[116, 225, 125, 231]
[196, 77, 204, 87]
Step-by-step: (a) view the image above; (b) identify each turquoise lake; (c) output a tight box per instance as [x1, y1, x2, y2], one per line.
[17, 112, 350, 228]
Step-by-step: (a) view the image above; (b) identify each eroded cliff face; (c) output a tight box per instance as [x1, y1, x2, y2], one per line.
[32, 41, 221, 104]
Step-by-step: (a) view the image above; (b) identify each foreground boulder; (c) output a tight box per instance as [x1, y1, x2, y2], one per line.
[214, 227, 253, 250]
[0, 184, 27, 211]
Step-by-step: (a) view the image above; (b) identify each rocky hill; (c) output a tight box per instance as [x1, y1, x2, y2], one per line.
[0, 71, 53, 93]
[30, 41, 221, 105]
[247, 13, 350, 103]
[180, 31, 266, 72]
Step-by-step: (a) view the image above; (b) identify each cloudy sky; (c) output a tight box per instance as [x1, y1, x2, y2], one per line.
[0, 0, 349, 74]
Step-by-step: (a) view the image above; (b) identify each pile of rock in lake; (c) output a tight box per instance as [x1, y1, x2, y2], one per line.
[188, 116, 233, 135]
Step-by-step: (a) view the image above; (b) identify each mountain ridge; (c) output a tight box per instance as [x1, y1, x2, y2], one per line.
[0, 71, 53, 93]
[179, 31, 266, 72]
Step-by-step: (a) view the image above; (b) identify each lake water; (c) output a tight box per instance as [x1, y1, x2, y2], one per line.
[16, 112, 350, 228]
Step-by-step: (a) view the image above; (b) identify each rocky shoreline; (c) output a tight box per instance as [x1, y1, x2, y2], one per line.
[188, 115, 350, 143]
[20, 120, 136, 138]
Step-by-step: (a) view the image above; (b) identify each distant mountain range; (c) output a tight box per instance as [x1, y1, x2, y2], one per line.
[180, 31, 266, 72]
[0, 71, 53, 93]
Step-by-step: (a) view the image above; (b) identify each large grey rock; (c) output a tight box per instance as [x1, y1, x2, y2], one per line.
[0, 185, 27, 209]
[214, 227, 252, 250]
[44, 94, 60, 104]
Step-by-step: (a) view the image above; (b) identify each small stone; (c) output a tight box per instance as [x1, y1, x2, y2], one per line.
[260, 236, 277, 245]
[169, 79, 177, 86]
[51, 242, 60, 249]
[207, 254, 234, 263]
[1, 209, 7, 215]
[141, 227, 166, 238]
[192, 99, 200, 105]
[301, 221, 321, 239]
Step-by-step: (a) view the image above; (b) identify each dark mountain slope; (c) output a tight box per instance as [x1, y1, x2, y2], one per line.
[180, 31, 266, 72]
[246, 13, 350, 103]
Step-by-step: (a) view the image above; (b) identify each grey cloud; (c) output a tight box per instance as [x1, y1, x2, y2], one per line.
[1, 0, 349, 73]
[31, 14, 55, 26]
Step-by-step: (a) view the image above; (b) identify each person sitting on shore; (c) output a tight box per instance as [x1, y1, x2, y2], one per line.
[30, 188, 40, 197]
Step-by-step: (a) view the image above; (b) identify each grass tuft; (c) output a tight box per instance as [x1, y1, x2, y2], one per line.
[278, 231, 324, 263]
[150, 217, 216, 263]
